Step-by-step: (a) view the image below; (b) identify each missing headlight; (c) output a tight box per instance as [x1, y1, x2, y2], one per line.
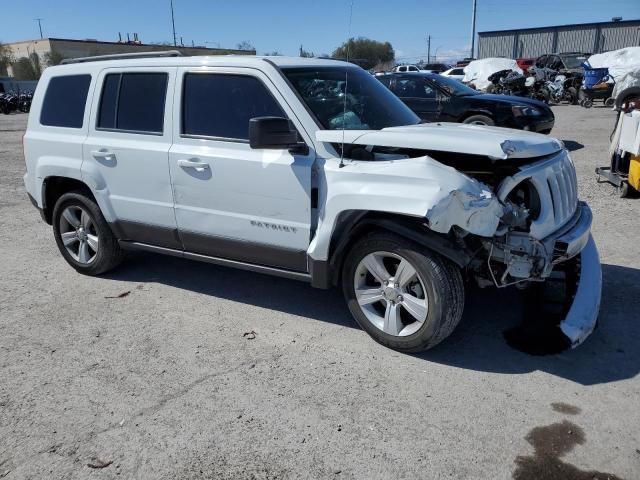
[506, 180, 541, 228]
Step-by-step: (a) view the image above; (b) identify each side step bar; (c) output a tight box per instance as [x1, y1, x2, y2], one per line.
[119, 241, 312, 282]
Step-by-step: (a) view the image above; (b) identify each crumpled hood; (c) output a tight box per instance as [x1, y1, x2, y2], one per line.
[316, 122, 563, 160]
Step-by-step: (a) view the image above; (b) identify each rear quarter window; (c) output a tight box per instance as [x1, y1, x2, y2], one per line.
[40, 74, 91, 128]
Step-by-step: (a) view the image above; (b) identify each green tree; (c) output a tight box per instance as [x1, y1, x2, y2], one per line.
[12, 52, 42, 80]
[300, 48, 314, 58]
[264, 50, 282, 56]
[0, 42, 14, 76]
[43, 49, 66, 67]
[332, 37, 395, 70]
[236, 40, 255, 51]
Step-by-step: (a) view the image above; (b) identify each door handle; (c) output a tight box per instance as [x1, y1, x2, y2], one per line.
[91, 149, 115, 158]
[177, 159, 210, 172]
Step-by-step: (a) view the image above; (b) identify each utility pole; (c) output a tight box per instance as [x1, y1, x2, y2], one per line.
[470, 0, 477, 59]
[427, 35, 431, 64]
[35, 18, 44, 39]
[170, 0, 177, 47]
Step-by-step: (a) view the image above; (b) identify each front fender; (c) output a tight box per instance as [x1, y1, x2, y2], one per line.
[308, 156, 504, 262]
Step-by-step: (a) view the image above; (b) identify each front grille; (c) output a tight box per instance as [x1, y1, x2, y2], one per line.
[543, 153, 578, 228]
[498, 151, 579, 240]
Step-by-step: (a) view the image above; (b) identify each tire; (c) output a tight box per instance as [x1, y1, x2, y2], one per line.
[567, 87, 579, 105]
[463, 114, 495, 126]
[52, 191, 124, 275]
[583, 99, 593, 109]
[341, 232, 465, 352]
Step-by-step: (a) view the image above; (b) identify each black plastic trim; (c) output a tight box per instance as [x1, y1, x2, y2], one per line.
[109, 220, 182, 250]
[325, 213, 472, 287]
[181, 230, 308, 273]
[309, 257, 331, 289]
[119, 241, 311, 283]
[27, 193, 47, 223]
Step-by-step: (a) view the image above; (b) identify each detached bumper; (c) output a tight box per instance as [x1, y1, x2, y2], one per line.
[559, 235, 602, 348]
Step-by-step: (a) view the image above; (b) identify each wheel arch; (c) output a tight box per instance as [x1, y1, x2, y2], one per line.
[310, 210, 472, 289]
[615, 87, 640, 110]
[459, 110, 495, 123]
[41, 176, 96, 225]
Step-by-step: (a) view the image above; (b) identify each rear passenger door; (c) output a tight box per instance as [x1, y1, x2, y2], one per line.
[168, 67, 315, 272]
[82, 67, 180, 249]
[393, 76, 440, 121]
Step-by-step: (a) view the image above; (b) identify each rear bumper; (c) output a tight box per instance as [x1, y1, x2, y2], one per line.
[559, 235, 601, 347]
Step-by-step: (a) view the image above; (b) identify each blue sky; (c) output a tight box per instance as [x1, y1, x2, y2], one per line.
[5, 0, 639, 61]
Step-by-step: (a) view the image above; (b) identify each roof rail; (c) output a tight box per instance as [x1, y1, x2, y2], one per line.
[60, 50, 184, 65]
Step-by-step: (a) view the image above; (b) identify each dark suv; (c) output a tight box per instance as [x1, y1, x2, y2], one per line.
[534, 52, 590, 73]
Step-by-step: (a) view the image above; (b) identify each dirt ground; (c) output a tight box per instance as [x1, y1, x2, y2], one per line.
[1, 106, 638, 479]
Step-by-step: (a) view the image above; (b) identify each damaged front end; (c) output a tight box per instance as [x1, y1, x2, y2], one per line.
[315, 126, 601, 349]
[454, 150, 602, 349]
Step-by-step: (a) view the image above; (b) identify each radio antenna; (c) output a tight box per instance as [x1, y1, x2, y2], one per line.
[339, 0, 355, 168]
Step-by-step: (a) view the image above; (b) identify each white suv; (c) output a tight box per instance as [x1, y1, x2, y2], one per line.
[24, 52, 601, 352]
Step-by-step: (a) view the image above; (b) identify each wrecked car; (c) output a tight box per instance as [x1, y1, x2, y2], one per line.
[23, 53, 601, 352]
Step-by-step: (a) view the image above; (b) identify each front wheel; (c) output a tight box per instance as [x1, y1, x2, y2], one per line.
[342, 233, 465, 352]
[463, 114, 495, 126]
[52, 191, 124, 275]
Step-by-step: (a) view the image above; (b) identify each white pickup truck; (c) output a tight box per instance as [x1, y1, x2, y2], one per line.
[23, 52, 601, 352]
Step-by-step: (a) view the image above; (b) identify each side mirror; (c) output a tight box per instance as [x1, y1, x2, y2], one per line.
[249, 117, 306, 153]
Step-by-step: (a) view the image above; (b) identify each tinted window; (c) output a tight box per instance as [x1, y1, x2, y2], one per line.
[283, 67, 419, 130]
[396, 78, 435, 99]
[548, 56, 563, 70]
[97, 74, 119, 129]
[182, 74, 285, 140]
[40, 75, 91, 128]
[451, 68, 464, 75]
[98, 73, 168, 133]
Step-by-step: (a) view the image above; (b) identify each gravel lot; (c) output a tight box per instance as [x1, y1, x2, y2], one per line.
[1, 106, 639, 479]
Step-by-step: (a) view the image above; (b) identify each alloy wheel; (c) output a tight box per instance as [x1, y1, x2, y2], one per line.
[353, 251, 429, 337]
[59, 206, 99, 264]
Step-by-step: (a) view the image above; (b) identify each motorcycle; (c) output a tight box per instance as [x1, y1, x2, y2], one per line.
[0, 91, 33, 114]
[18, 91, 33, 113]
[499, 70, 528, 97]
[539, 75, 578, 104]
[486, 69, 512, 94]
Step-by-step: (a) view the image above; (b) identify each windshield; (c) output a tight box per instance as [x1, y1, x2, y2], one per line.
[282, 67, 420, 130]
[560, 54, 588, 69]
[431, 74, 479, 96]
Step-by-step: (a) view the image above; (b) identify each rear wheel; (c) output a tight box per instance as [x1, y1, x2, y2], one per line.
[52, 191, 124, 275]
[342, 233, 465, 352]
[463, 114, 495, 126]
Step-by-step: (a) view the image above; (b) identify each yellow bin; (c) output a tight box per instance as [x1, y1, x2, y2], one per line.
[629, 154, 640, 191]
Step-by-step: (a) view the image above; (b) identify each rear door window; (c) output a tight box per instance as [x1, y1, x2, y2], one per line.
[40, 74, 91, 128]
[97, 72, 168, 134]
[181, 73, 285, 141]
[396, 78, 435, 99]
